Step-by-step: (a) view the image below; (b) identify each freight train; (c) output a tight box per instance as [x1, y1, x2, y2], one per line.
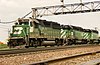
[7, 18, 100, 48]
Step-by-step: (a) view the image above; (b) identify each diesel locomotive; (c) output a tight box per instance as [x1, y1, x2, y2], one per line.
[7, 18, 100, 48]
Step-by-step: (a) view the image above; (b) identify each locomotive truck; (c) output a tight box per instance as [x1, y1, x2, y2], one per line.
[7, 18, 100, 48]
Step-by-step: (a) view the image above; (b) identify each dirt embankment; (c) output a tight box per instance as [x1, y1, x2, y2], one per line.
[0, 41, 4, 44]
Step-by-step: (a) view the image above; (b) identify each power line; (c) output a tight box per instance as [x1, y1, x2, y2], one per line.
[0, 26, 10, 29]
[0, 11, 32, 24]
[0, 24, 11, 26]
[0, 20, 16, 24]
[21, 11, 32, 18]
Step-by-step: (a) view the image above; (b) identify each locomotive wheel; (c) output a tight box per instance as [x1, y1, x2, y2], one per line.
[44, 46, 47, 47]
[37, 41, 41, 46]
[7, 41, 15, 48]
[55, 39, 59, 46]
[25, 46, 29, 48]
[68, 41, 72, 45]
[34, 45, 37, 48]
[8, 43, 12, 48]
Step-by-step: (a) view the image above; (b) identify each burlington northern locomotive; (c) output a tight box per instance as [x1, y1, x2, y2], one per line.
[7, 18, 100, 48]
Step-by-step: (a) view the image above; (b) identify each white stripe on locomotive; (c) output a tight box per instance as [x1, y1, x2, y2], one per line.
[60, 29, 67, 38]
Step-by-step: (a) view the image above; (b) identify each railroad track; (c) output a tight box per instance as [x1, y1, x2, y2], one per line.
[25, 50, 100, 65]
[0, 44, 99, 55]
[80, 58, 100, 65]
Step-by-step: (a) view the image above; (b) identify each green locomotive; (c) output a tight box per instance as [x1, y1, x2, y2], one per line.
[7, 18, 64, 48]
[61, 25, 99, 45]
[7, 18, 99, 48]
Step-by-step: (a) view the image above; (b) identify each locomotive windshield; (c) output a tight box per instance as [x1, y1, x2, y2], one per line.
[17, 18, 33, 26]
[17, 18, 40, 26]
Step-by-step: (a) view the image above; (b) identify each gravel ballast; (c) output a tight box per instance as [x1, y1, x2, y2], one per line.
[49, 53, 100, 65]
[0, 46, 100, 65]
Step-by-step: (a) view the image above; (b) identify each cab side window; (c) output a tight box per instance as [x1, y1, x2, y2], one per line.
[34, 22, 39, 28]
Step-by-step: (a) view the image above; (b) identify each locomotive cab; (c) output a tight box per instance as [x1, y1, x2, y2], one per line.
[7, 19, 30, 47]
[7, 18, 42, 48]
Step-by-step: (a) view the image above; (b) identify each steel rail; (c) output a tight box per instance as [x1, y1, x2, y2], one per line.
[25, 50, 100, 65]
[80, 58, 100, 65]
[0, 44, 98, 55]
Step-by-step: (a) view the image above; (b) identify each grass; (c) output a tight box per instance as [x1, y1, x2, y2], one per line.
[0, 44, 8, 50]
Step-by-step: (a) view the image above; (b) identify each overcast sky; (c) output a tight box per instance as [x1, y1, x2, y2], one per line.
[0, 0, 100, 43]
